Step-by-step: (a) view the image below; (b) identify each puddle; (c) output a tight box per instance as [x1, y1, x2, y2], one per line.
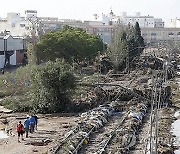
[0, 131, 8, 139]
[171, 111, 180, 153]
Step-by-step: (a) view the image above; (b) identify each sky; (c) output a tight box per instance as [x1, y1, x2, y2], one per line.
[0, 0, 179, 21]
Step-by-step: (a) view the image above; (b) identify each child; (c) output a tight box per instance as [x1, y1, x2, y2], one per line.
[17, 121, 24, 142]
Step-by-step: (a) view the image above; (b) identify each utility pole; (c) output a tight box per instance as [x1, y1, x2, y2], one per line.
[126, 47, 129, 74]
[98, 51, 101, 83]
[149, 71, 156, 154]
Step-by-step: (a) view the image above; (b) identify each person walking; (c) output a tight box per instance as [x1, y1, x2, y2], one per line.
[32, 115, 38, 130]
[24, 117, 30, 138]
[16, 121, 24, 142]
[29, 115, 35, 133]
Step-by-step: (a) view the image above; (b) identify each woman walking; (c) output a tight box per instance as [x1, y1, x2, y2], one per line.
[16, 121, 24, 142]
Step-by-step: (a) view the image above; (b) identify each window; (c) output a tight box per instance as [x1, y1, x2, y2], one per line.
[168, 32, 174, 35]
[12, 23, 15, 27]
[20, 24, 25, 27]
[151, 33, 156, 36]
[0, 51, 4, 55]
[177, 32, 180, 35]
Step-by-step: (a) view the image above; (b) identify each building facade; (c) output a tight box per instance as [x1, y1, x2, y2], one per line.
[0, 10, 179, 48]
[141, 27, 180, 44]
[0, 35, 26, 68]
[101, 11, 165, 28]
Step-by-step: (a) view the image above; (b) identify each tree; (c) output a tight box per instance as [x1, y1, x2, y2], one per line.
[30, 59, 76, 113]
[110, 22, 145, 71]
[134, 22, 145, 54]
[109, 24, 128, 71]
[36, 26, 105, 63]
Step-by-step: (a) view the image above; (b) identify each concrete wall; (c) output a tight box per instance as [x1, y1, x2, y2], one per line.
[14, 38, 24, 50]
[0, 38, 3, 51]
[0, 35, 25, 67]
[0, 55, 5, 68]
[10, 50, 16, 65]
[141, 28, 180, 43]
[6, 36, 14, 51]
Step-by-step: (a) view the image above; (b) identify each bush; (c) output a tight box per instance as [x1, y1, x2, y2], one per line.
[30, 59, 76, 113]
[0, 65, 32, 97]
[0, 95, 32, 112]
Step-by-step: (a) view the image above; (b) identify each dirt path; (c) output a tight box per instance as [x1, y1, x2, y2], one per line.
[0, 113, 80, 154]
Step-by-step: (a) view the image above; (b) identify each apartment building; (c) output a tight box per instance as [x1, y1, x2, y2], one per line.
[166, 18, 180, 28]
[117, 12, 164, 28]
[141, 27, 180, 44]
[101, 11, 165, 28]
[0, 10, 179, 46]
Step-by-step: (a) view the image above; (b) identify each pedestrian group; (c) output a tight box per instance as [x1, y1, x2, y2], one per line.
[16, 115, 38, 142]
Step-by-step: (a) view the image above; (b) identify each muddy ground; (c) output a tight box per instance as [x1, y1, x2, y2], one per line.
[0, 113, 80, 154]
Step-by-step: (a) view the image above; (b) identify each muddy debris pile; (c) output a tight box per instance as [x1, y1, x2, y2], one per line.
[49, 104, 114, 154]
[49, 93, 150, 154]
[106, 99, 149, 153]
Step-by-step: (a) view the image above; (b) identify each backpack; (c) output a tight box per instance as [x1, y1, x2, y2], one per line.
[17, 124, 22, 132]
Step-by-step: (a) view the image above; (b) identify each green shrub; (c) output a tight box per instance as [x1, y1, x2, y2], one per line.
[0, 95, 32, 112]
[30, 59, 76, 113]
[0, 65, 32, 97]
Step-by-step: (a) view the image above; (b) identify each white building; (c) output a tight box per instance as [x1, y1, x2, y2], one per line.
[102, 11, 164, 28]
[0, 35, 25, 68]
[166, 18, 180, 28]
[25, 10, 37, 19]
[0, 10, 44, 37]
[141, 27, 180, 44]
[0, 36, 5, 68]
[0, 13, 30, 37]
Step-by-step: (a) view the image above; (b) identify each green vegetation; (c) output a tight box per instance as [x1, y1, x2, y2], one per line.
[109, 22, 144, 71]
[0, 65, 31, 97]
[0, 65, 33, 112]
[0, 24, 144, 113]
[30, 59, 76, 113]
[36, 25, 106, 63]
[0, 59, 78, 113]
